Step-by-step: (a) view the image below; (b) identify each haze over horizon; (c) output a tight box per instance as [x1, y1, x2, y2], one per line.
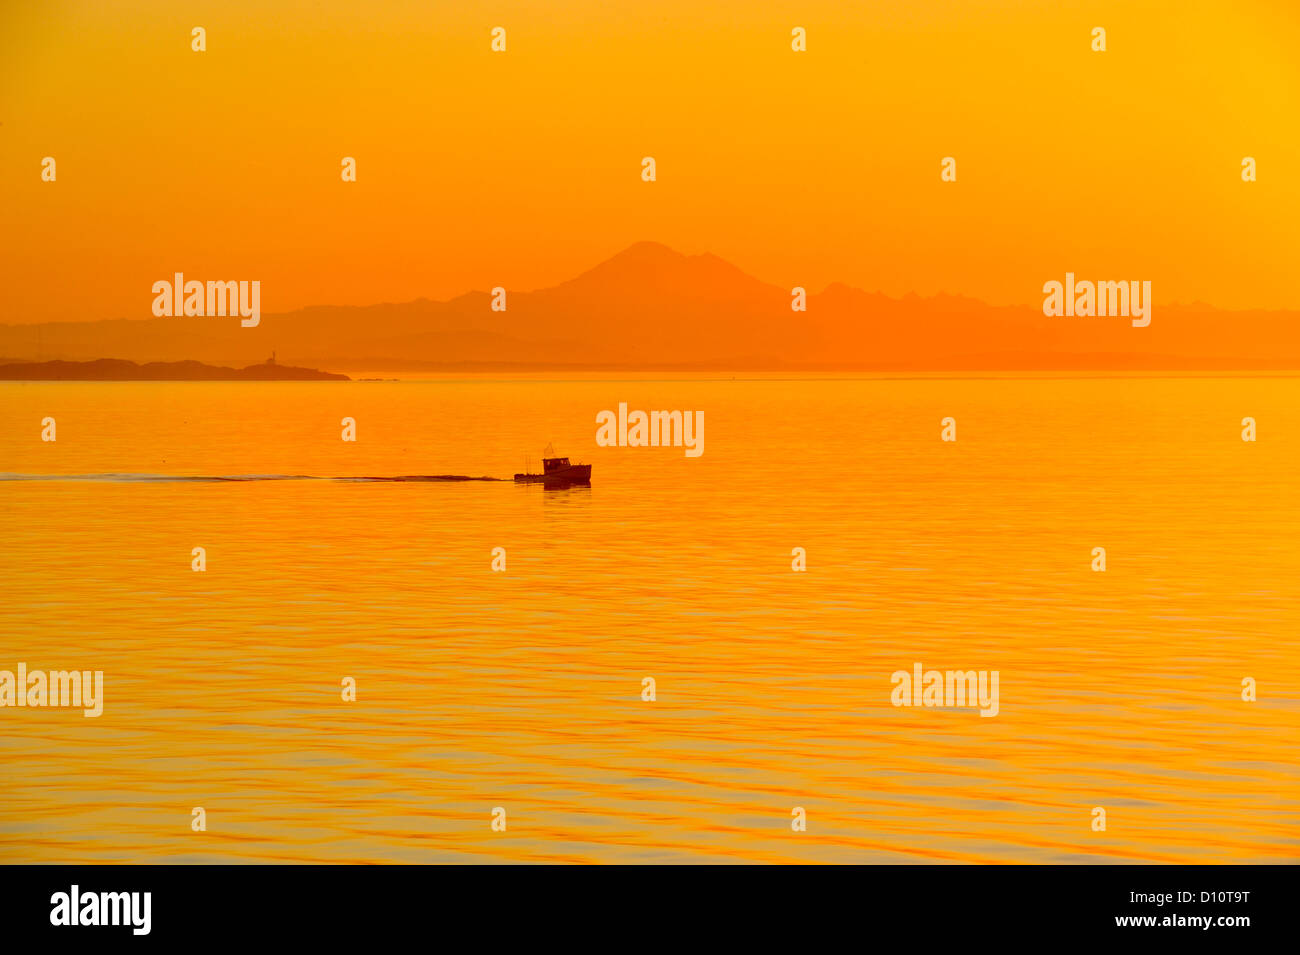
[5, 240, 1300, 373]
[2, 238, 1266, 323]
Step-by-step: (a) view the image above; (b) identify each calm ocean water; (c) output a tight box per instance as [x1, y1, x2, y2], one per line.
[1, 375, 1297, 862]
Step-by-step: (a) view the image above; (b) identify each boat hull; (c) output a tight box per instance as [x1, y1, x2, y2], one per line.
[513, 464, 592, 486]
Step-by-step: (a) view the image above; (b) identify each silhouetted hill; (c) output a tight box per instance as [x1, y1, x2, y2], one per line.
[2, 242, 1298, 372]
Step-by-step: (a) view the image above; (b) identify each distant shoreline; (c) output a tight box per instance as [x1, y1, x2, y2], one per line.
[4, 359, 1300, 383]
[0, 359, 349, 381]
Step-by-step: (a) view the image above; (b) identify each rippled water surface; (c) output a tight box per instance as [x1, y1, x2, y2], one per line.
[1, 375, 1297, 862]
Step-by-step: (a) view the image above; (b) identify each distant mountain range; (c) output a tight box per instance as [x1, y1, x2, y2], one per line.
[2, 242, 1298, 372]
[0, 359, 348, 381]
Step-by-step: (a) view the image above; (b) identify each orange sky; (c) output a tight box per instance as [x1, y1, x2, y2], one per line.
[3, 0, 1299, 323]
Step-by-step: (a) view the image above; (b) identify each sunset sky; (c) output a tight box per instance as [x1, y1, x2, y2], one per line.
[3, 0, 1299, 324]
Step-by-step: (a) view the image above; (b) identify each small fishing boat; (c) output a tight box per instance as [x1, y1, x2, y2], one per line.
[514, 445, 592, 486]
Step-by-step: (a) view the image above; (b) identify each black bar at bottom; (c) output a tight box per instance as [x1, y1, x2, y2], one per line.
[0, 864, 1287, 943]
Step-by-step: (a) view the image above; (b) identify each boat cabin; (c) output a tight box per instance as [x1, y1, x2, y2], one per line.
[542, 457, 571, 473]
